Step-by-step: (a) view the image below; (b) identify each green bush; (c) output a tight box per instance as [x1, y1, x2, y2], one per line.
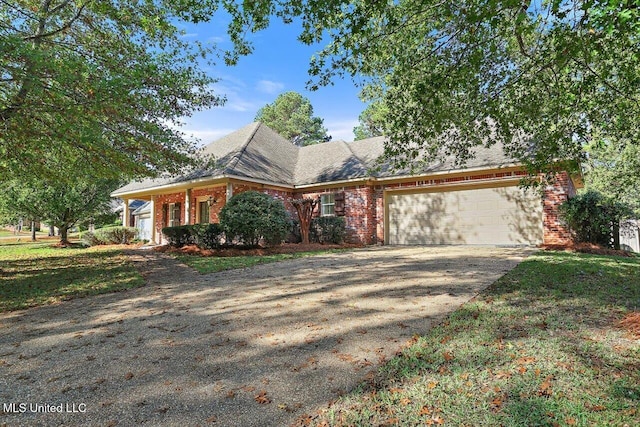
[311, 216, 346, 244]
[83, 226, 138, 246]
[191, 223, 224, 250]
[220, 191, 291, 247]
[162, 225, 193, 247]
[81, 231, 103, 246]
[559, 190, 632, 249]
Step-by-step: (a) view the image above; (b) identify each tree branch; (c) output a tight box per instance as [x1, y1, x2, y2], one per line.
[23, 1, 87, 42]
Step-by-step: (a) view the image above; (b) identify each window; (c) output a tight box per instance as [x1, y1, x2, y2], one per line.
[321, 193, 335, 216]
[198, 200, 210, 224]
[168, 203, 181, 227]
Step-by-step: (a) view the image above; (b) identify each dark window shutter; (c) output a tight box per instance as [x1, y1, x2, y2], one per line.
[162, 204, 168, 227]
[334, 192, 345, 216]
[175, 202, 181, 224]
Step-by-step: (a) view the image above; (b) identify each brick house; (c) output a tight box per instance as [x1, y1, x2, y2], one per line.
[111, 122, 580, 246]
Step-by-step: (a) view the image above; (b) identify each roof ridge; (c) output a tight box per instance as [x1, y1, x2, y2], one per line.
[226, 122, 261, 173]
[342, 139, 369, 175]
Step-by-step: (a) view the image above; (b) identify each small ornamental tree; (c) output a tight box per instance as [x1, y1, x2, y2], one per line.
[220, 191, 291, 247]
[292, 197, 319, 245]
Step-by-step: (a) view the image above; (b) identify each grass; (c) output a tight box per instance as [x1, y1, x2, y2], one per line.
[0, 241, 144, 312]
[310, 251, 640, 426]
[174, 249, 346, 274]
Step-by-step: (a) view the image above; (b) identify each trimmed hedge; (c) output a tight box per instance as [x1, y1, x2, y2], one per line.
[161, 223, 224, 249]
[191, 223, 224, 250]
[311, 217, 346, 244]
[83, 226, 138, 246]
[162, 225, 194, 248]
[219, 191, 291, 247]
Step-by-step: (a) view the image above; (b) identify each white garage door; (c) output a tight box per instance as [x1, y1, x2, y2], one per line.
[387, 185, 543, 245]
[136, 216, 151, 241]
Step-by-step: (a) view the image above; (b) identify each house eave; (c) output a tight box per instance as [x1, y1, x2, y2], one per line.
[112, 163, 528, 199]
[110, 175, 228, 199]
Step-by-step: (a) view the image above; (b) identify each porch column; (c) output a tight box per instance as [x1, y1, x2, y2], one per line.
[150, 195, 156, 244]
[226, 182, 233, 202]
[184, 189, 192, 225]
[122, 199, 130, 227]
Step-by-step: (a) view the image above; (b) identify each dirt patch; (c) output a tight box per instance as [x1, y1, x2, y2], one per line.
[155, 242, 363, 257]
[540, 242, 635, 257]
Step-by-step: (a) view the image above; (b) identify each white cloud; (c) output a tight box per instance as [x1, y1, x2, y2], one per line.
[183, 128, 236, 146]
[325, 119, 358, 142]
[255, 80, 285, 95]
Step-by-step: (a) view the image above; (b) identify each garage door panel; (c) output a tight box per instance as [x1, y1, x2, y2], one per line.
[388, 186, 542, 245]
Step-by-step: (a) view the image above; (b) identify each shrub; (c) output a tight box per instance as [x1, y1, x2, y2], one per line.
[220, 191, 291, 247]
[191, 223, 224, 250]
[162, 225, 193, 247]
[311, 216, 346, 244]
[83, 226, 138, 246]
[286, 219, 302, 244]
[559, 190, 632, 249]
[81, 231, 104, 246]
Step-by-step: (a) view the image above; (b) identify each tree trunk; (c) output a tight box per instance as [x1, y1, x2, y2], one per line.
[292, 198, 319, 245]
[31, 221, 36, 241]
[59, 225, 70, 245]
[49, 225, 55, 236]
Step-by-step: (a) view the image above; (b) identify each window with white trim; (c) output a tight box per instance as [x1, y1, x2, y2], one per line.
[168, 203, 180, 227]
[198, 201, 210, 224]
[320, 193, 335, 216]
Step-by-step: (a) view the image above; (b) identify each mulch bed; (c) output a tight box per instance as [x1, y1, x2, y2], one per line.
[540, 242, 636, 257]
[155, 242, 363, 257]
[620, 312, 640, 338]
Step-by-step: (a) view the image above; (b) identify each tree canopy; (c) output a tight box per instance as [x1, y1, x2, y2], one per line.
[222, 0, 640, 177]
[584, 139, 640, 215]
[0, 174, 120, 244]
[353, 100, 387, 141]
[1, 0, 223, 182]
[255, 91, 329, 146]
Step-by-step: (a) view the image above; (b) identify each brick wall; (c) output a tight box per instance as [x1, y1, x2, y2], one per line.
[191, 187, 227, 224]
[155, 192, 186, 244]
[542, 172, 576, 246]
[298, 186, 378, 245]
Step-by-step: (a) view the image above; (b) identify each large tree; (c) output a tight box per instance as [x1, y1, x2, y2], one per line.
[222, 1, 639, 178]
[0, 176, 120, 245]
[584, 138, 640, 215]
[255, 91, 329, 146]
[1, 0, 223, 182]
[353, 100, 387, 141]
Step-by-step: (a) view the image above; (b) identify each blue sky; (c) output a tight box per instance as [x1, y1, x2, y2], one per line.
[179, 16, 367, 144]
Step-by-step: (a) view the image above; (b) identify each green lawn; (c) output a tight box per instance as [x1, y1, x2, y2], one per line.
[0, 241, 144, 312]
[174, 249, 346, 274]
[312, 251, 640, 426]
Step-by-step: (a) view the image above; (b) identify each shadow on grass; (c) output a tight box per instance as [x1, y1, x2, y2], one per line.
[319, 251, 640, 426]
[0, 247, 144, 312]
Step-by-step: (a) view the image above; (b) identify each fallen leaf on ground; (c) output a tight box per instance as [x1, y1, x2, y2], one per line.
[585, 403, 606, 411]
[419, 406, 432, 415]
[254, 390, 271, 404]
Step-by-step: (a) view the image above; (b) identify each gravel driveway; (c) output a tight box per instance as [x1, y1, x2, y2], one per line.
[0, 246, 533, 426]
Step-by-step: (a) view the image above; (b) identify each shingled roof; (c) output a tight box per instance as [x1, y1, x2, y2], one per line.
[112, 122, 516, 196]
